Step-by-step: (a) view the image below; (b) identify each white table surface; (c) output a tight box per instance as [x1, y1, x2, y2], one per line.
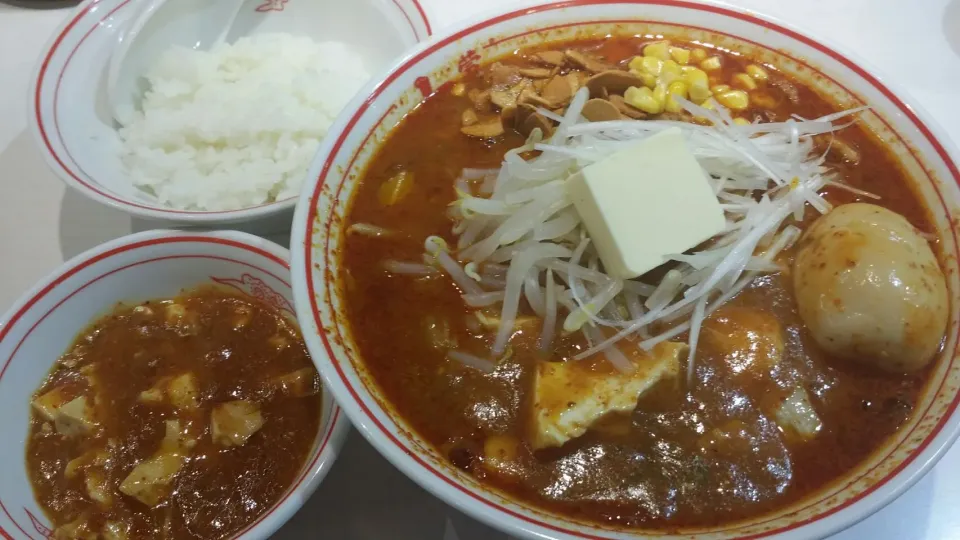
[2, 0, 960, 538]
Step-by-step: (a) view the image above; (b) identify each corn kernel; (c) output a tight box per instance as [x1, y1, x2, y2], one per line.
[451, 83, 466, 97]
[732, 73, 758, 90]
[379, 170, 414, 206]
[682, 67, 709, 88]
[624, 86, 663, 114]
[628, 56, 645, 72]
[691, 48, 708, 63]
[746, 64, 770, 81]
[715, 89, 750, 110]
[752, 92, 780, 109]
[661, 59, 682, 81]
[689, 82, 712, 103]
[700, 56, 722, 71]
[653, 83, 667, 107]
[641, 72, 658, 88]
[667, 80, 688, 98]
[643, 40, 671, 61]
[695, 99, 717, 122]
[639, 56, 664, 75]
[733, 117, 751, 126]
[711, 84, 730, 94]
[668, 46, 691, 65]
[665, 81, 688, 113]
[630, 69, 658, 88]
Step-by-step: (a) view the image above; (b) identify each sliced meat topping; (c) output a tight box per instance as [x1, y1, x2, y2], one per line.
[461, 118, 505, 138]
[581, 98, 622, 122]
[529, 50, 565, 67]
[564, 49, 613, 73]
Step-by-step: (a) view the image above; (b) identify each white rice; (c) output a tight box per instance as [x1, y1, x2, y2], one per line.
[117, 33, 369, 211]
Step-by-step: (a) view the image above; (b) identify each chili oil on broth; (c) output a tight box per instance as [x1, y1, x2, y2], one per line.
[26, 286, 323, 540]
[340, 36, 939, 529]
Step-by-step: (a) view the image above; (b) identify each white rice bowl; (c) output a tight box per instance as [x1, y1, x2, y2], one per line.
[118, 34, 369, 211]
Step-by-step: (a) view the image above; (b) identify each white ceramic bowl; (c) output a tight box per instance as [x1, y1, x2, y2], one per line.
[29, 0, 432, 226]
[290, 1, 960, 538]
[0, 229, 348, 540]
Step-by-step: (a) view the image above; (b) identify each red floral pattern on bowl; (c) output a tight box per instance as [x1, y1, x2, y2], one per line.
[212, 273, 296, 315]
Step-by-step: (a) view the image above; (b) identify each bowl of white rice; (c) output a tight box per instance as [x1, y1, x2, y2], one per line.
[30, 0, 432, 226]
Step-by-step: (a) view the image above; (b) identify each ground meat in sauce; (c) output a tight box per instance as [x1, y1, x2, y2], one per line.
[26, 287, 322, 540]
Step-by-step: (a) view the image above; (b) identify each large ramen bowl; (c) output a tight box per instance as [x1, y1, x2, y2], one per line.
[0, 229, 348, 540]
[290, 1, 960, 538]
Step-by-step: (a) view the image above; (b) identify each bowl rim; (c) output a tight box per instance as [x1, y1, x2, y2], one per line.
[290, 0, 960, 538]
[0, 229, 349, 540]
[27, 0, 434, 223]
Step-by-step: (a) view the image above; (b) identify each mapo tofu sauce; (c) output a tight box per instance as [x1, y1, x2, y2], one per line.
[342, 37, 940, 529]
[26, 287, 322, 539]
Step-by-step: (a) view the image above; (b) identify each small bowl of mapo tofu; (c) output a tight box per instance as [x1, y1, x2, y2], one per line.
[0, 230, 347, 540]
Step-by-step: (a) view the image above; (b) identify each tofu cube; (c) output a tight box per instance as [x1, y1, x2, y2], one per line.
[32, 387, 69, 422]
[167, 373, 199, 410]
[54, 397, 96, 437]
[530, 341, 685, 449]
[268, 334, 290, 350]
[211, 401, 264, 447]
[80, 364, 98, 390]
[775, 387, 822, 440]
[102, 522, 130, 540]
[53, 516, 96, 540]
[164, 303, 187, 322]
[165, 303, 198, 335]
[232, 304, 253, 330]
[138, 373, 199, 410]
[120, 454, 185, 507]
[269, 368, 319, 398]
[566, 128, 725, 279]
[137, 384, 165, 404]
[119, 420, 189, 507]
[65, 449, 108, 479]
[84, 470, 112, 505]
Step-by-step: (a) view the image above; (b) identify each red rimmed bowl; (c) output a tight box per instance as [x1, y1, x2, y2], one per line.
[28, 0, 432, 226]
[290, 1, 960, 538]
[0, 230, 348, 540]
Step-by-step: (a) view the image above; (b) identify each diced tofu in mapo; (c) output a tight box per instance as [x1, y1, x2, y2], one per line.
[211, 400, 264, 447]
[119, 420, 191, 507]
[26, 287, 323, 538]
[268, 368, 319, 398]
[101, 521, 130, 540]
[85, 470, 111, 506]
[54, 396, 97, 437]
[138, 373, 199, 410]
[65, 449, 109, 479]
[53, 515, 97, 540]
[32, 387, 69, 422]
